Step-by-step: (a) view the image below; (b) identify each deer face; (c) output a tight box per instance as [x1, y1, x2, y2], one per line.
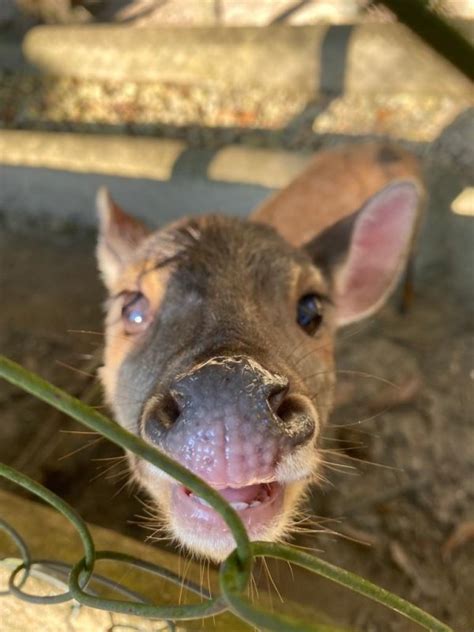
[97, 179, 420, 560]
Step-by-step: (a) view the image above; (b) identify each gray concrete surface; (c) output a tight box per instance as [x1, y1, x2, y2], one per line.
[0, 130, 312, 186]
[0, 32, 30, 71]
[0, 163, 272, 227]
[0, 130, 311, 227]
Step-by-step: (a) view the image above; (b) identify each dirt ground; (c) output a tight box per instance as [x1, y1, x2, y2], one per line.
[0, 193, 472, 631]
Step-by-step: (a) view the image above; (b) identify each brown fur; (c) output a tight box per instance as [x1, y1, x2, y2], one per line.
[252, 142, 424, 246]
[101, 262, 173, 401]
[96, 142, 425, 560]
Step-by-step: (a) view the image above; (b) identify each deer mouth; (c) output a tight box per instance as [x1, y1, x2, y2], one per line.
[171, 481, 284, 541]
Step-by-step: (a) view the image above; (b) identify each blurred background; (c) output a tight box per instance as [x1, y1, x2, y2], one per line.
[4, 0, 474, 24]
[0, 2, 473, 631]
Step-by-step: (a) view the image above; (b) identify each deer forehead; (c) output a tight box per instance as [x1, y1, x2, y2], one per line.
[107, 215, 325, 305]
[100, 217, 328, 401]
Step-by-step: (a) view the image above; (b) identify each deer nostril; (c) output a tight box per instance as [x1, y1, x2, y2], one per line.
[267, 383, 289, 415]
[275, 395, 302, 424]
[144, 391, 181, 437]
[273, 394, 315, 446]
[161, 391, 182, 428]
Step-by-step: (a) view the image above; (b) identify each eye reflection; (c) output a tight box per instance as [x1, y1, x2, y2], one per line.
[297, 294, 323, 335]
[121, 292, 150, 333]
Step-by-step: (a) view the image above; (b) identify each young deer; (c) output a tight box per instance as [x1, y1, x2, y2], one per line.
[96, 142, 424, 560]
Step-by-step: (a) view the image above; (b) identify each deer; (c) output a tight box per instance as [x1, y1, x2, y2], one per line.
[96, 142, 424, 561]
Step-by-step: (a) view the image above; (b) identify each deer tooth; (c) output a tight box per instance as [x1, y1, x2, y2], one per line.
[193, 495, 212, 508]
[229, 501, 250, 511]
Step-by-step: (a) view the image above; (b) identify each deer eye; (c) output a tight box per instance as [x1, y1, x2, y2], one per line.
[297, 294, 323, 334]
[121, 292, 151, 334]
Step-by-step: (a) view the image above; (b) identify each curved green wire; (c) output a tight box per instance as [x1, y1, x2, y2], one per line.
[69, 552, 227, 620]
[220, 542, 453, 632]
[0, 355, 252, 572]
[0, 517, 31, 594]
[0, 354, 454, 631]
[0, 463, 95, 604]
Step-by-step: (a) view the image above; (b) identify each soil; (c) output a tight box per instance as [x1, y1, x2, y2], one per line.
[0, 208, 472, 631]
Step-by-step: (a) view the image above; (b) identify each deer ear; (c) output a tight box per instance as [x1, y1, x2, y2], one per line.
[96, 187, 150, 291]
[305, 181, 422, 327]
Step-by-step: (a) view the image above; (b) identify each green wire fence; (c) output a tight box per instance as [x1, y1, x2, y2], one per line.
[0, 354, 453, 631]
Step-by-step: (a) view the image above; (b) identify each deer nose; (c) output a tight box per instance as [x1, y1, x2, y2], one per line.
[143, 355, 289, 434]
[141, 356, 315, 486]
[142, 356, 314, 449]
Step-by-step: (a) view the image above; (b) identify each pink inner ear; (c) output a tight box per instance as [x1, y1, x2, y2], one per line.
[336, 183, 419, 326]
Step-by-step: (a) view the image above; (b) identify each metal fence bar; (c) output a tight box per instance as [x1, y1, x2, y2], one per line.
[0, 354, 453, 631]
[380, 0, 474, 81]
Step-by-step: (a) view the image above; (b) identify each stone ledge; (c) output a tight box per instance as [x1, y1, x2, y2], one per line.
[0, 129, 310, 187]
[23, 23, 473, 97]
